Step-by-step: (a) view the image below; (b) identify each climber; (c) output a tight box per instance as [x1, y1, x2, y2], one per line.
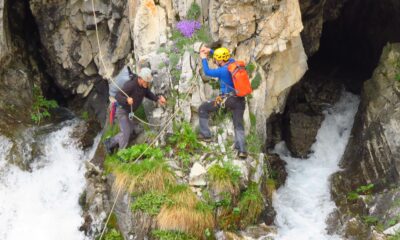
[103, 68, 167, 154]
[198, 46, 248, 159]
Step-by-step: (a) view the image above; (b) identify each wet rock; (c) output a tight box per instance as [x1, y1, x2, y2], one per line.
[81, 162, 109, 238]
[285, 112, 323, 157]
[241, 223, 277, 239]
[282, 70, 342, 157]
[72, 119, 101, 149]
[266, 153, 287, 188]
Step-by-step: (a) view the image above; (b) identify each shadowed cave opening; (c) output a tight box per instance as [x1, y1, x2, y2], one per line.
[267, 0, 400, 155]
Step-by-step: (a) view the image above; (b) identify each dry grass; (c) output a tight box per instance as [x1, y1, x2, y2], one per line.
[156, 185, 215, 239]
[112, 159, 175, 195]
[157, 205, 214, 239]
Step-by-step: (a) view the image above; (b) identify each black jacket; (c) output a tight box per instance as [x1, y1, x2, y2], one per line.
[115, 75, 159, 112]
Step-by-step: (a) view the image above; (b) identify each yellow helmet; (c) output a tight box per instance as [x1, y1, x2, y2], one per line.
[213, 47, 230, 61]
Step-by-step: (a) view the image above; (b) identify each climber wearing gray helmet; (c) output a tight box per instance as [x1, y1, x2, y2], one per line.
[104, 67, 167, 153]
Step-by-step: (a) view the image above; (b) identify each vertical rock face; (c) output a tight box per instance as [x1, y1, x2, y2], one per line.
[299, 0, 346, 56]
[333, 43, 400, 189]
[0, 0, 307, 136]
[0, 0, 42, 128]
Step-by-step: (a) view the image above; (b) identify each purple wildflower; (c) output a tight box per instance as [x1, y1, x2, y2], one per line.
[176, 20, 201, 38]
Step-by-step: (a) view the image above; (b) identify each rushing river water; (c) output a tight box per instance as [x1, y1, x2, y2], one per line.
[0, 120, 97, 240]
[273, 92, 360, 240]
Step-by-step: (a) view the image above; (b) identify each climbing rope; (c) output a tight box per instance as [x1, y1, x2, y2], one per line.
[90, 0, 166, 127]
[98, 83, 197, 240]
[89, 2, 212, 238]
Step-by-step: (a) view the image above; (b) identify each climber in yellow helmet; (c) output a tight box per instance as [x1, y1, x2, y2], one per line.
[198, 46, 247, 159]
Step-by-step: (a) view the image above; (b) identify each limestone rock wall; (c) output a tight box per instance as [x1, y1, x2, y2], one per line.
[20, 0, 308, 140]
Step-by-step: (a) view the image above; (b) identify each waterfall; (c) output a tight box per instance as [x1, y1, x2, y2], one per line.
[273, 92, 360, 240]
[0, 120, 98, 240]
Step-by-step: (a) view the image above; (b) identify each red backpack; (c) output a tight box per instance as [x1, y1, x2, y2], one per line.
[227, 61, 253, 97]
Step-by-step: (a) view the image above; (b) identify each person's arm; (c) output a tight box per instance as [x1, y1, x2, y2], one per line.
[201, 59, 223, 78]
[145, 89, 159, 102]
[115, 81, 134, 105]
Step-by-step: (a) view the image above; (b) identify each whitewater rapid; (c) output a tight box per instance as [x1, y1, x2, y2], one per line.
[0, 120, 97, 240]
[273, 92, 360, 240]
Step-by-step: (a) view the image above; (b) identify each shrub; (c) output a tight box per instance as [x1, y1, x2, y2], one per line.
[31, 86, 58, 124]
[168, 122, 202, 153]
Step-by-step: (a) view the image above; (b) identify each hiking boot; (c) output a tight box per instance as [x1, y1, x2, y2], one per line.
[238, 151, 248, 159]
[197, 134, 212, 142]
[103, 138, 115, 155]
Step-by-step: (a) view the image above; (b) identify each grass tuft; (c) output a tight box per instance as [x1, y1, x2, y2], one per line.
[237, 182, 264, 228]
[208, 162, 241, 195]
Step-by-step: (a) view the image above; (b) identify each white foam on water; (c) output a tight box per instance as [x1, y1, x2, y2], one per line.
[0, 121, 92, 240]
[273, 92, 360, 240]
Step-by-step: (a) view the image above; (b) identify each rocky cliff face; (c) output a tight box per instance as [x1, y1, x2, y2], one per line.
[333, 43, 400, 191]
[18, 0, 307, 137]
[0, 0, 38, 131]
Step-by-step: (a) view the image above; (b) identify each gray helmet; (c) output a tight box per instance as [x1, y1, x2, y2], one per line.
[139, 68, 153, 83]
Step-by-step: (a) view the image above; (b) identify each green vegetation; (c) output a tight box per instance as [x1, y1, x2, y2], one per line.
[186, 2, 201, 20]
[99, 213, 123, 240]
[103, 229, 123, 240]
[152, 230, 197, 240]
[167, 122, 202, 169]
[81, 111, 89, 121]
[132, 192, 170, 216]
[237, 182, 264, 228]
[102, 123, 120, 141]
[251, 72, 262, 90]
[168, 122, 202, 153]
[347, 183, 375, 201]
[246, 113, 263, 153]
[362, 215, 379, 226]
[31, 86, 58, 124]
[245, 62, 256, 76]
[116, 144, 163, 163]
[388, 231, 400, 240]
[104, 147, 175, 194]
[208, 162, 241, 194]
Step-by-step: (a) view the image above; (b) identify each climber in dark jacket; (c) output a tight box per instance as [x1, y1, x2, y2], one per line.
[198, 46, 247, 159]
[104, 68, 166, 153]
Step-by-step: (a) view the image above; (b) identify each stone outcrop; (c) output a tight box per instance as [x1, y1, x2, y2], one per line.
[281, 69, 342, 157]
